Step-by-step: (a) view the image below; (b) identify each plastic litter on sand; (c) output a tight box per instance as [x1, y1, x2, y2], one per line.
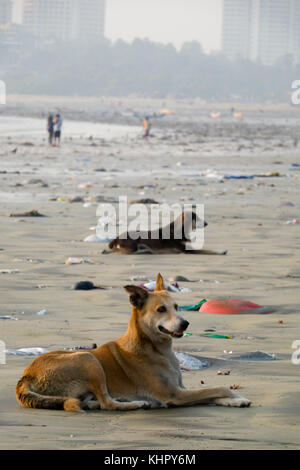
[174, 352, 210, 370]
[221, 350, 279, 361]
[36, 309, 48, 316]
[84, 234, 114, 243]
[5, 347, 49, 356]
[140, 281, 190, 293]
[4, 347, 210, 371]
[0, 316, 18, 320]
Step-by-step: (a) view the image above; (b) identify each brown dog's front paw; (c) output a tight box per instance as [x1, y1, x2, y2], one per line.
[214, 396, 251, 407]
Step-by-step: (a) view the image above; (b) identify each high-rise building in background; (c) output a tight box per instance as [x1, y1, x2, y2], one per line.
[22, 0, 106, 42]
[222, 0, 300, 65]
[222, 0, 252, 61]
[75, 0, 105, 41]
[0, 0, 12, 25]
[253, 0, 300, 65]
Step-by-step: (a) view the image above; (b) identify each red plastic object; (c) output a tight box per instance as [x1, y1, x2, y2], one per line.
[199, 299, 272, 315]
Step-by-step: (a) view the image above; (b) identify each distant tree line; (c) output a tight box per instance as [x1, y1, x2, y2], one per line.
[0, 38, 298, 100]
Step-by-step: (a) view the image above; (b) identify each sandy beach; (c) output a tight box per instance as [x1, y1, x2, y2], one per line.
[0, 97, 300, 450]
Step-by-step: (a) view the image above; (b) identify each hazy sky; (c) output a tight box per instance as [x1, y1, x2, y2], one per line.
[106, 0, 222, 52]
[13, 0, 223, 52]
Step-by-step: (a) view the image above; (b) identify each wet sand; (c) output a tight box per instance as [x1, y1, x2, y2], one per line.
[0, 99, 300, 449]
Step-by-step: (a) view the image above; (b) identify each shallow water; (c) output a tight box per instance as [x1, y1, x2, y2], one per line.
[0, 115, 140, 140]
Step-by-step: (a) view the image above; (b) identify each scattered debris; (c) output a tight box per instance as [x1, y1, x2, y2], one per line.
[10, 210, 46, 217]
[36, 309, 48, 316]
[72, 281, 107, 291]
[78, 183, 93, 189]
[5, 348, 49, 356]
[84, 234, 114, 243]
[285, 219, 298, 225]
[278, 202, 294, 207]
[0, 269, 19, 274]
[25, 179, 48, 187]
[217, 370, 231, 376]
[130, 275, 150, 282]
[129, 198, 159, 204]
[140, 280, 190, 293]
[65, 257, 95, 265]
[200, 333, 231, 339]
[174, 352, 210, 371]
[178, 300, 207, 311]
[66, 344, 98, 351]
[199, 298, 275, 315]
[168, 275, 194, 283]
[67, 196, 84, 203]
[0, 316, 18, 321]
[222, 350, 279, 361]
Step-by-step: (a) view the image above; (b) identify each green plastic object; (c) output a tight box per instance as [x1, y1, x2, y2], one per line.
[200, 333, 231, 339]
[183, 332, 231, 339]
[178, 300, 207, 311]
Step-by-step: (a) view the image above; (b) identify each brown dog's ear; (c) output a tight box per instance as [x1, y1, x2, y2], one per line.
[124, 285, 149, 309]
[154, 273, 165, 292]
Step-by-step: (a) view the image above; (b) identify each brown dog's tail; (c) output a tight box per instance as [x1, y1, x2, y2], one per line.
[16, 376, 81, 412]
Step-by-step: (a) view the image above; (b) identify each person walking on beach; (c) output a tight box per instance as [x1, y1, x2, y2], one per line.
[47, 114, 54, 146]
[54, 114, 63, 146]
[143, 116, 152, 139]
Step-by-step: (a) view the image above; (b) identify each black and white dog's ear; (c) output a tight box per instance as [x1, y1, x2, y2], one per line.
[123, 285, 149, 308]
[184, 211, 207, 232]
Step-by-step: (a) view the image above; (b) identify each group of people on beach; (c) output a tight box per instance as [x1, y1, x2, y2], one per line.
[47, 114, 63, 146]
[47, 113, 150, 143]
[47, 113, 151, 144]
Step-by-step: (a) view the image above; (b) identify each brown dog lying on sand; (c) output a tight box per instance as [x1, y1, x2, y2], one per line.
[105, 211, 227, 255]
[16, 274, 250, 412]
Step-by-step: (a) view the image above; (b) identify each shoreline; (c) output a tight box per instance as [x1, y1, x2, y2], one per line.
[2, 94, 300, 129]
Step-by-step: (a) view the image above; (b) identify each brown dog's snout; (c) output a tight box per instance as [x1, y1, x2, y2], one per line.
[180, 320, 189, 331]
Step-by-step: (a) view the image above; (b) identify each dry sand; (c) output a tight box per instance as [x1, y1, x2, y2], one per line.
[0, 98, 300, 450]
